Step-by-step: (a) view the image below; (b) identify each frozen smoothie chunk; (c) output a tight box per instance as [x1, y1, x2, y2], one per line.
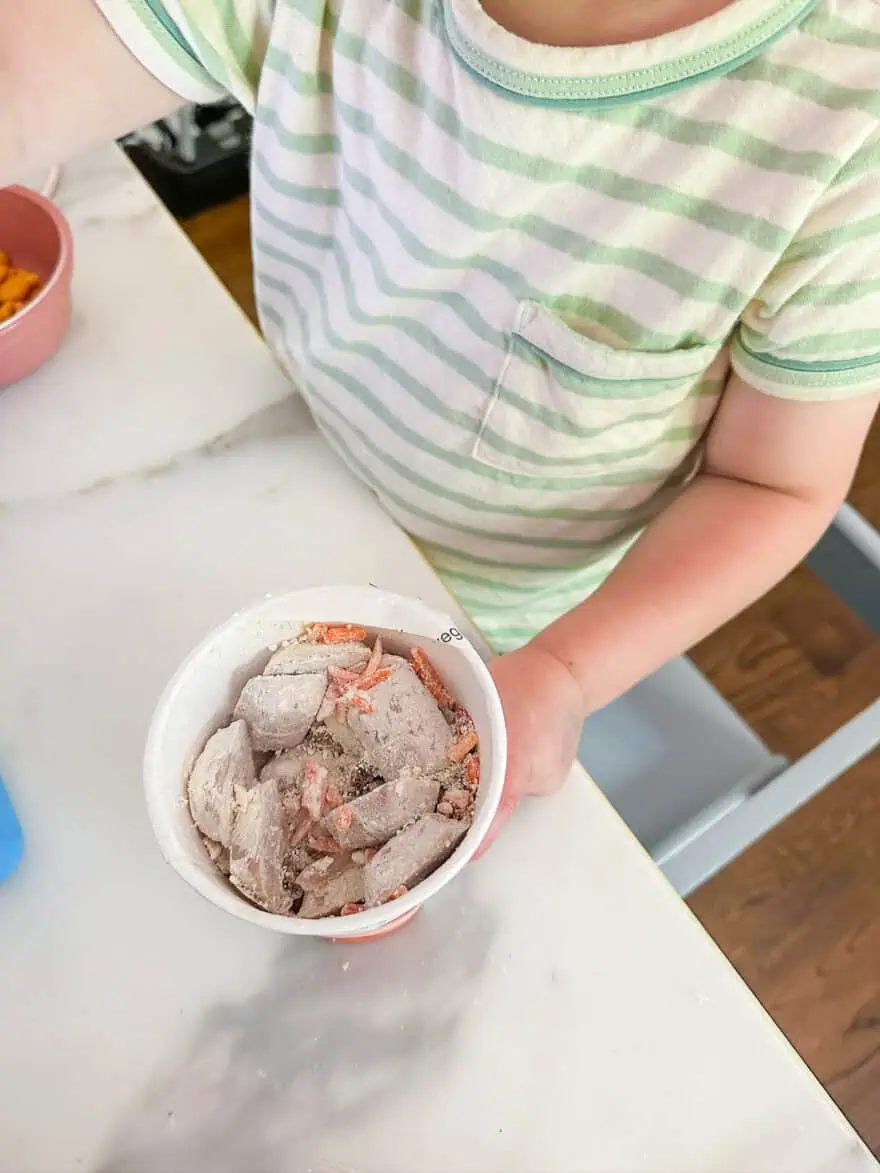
[324, 770, 442, 851]
[325, 656, 452, 779]
[298, 864, 365, 918]
[260, 741, 353, 826]
[260, 747, 310, 792]
[234, 673, 327, 751]
[187, 719, 255, 847]
[201, 835, 231, 875]
[295, 851, 357, 892]
[229, 777, 292, 915]
[264, 641, 369, 676]
[261, 741, 347, 795]
[364, 813, 468, 906]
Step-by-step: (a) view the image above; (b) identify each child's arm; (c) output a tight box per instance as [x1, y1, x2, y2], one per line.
[535, 375, 880, 712]
[0, 0, 248, 184]
[482, 377, 879, 847]
[0, 0, 182, 184]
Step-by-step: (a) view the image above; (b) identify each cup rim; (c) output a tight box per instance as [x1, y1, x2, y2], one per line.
[0, 185, 73, 334]
[143, 586, 507, 937]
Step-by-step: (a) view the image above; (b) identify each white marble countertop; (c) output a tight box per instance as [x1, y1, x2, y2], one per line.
[0, 147, 875, 1173]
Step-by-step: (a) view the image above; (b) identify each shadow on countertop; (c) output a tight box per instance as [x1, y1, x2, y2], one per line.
[95, 883, 497, 1173]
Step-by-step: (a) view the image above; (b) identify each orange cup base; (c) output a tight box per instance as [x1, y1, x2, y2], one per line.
[330, 905, 419, 943]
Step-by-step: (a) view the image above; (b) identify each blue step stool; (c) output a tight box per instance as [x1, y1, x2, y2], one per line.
[0, 775, 23, 884]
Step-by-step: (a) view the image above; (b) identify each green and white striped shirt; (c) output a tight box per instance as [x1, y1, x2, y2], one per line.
[97, 0, 880, 650]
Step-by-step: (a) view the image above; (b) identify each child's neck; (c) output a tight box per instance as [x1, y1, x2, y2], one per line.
[479, 0, 735, 47]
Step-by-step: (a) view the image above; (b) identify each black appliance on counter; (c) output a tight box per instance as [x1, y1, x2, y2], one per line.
[120, 101, 251, 219]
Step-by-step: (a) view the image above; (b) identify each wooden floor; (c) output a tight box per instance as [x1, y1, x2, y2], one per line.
[181, 196, 880, 1154]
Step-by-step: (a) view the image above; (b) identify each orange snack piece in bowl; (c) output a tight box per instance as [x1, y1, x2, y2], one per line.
[0, 258, 43, 325]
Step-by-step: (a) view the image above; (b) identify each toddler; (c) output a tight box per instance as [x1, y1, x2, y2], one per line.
[6, 0, 880, 842]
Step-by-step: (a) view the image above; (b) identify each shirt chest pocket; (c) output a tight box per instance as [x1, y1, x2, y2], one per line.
[472, 302, 723, 478]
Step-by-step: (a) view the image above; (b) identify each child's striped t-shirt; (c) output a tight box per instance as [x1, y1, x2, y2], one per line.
[96, 0, 880, 650]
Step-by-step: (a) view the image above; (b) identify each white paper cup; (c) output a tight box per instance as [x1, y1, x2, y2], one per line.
[144, 587, 507, 940]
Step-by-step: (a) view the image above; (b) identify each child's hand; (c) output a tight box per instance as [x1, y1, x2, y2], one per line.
[477, 644, 584, 854]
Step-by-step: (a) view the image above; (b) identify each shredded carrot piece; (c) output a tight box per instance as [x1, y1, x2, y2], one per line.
[305, 622, 368, 644]
[340, 903, 364, 916]
[323, 785, 343, 812]
[362, 635, 383, 679]
[334, 805, 353, 830]
[357, 666, 392, 691]
[451, 706, 476, 737]
[381, 885, 408, 904]
[324, 624, 368, 644]
[466, 754, 481, 788]
[328, 665, 361, 684]
[349, 695, 374, 714]
[449, 730, 479, 763]
[301, 759, 328, 819]
[409, 647, 455, 709]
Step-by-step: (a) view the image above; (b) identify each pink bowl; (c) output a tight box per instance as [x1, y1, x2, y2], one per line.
[0, 185, 73, 388]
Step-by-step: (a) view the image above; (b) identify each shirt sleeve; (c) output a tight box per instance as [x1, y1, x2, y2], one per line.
[92, 0, 274, 110]
[730, 128, 880, 401]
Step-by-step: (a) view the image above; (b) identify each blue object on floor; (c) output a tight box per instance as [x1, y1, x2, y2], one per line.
[0, 774, 24, 884]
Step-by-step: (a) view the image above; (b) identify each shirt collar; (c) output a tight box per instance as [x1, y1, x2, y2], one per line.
[442, 0, 819, 104]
